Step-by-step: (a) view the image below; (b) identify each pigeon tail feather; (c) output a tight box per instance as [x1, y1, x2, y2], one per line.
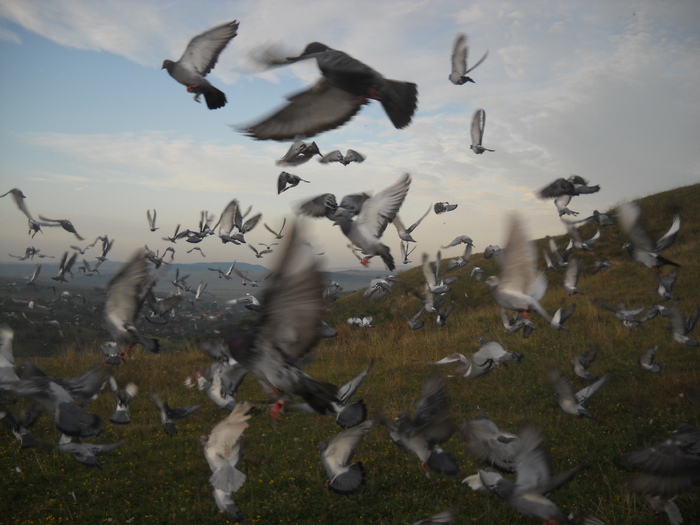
[379, 80, 418, 129]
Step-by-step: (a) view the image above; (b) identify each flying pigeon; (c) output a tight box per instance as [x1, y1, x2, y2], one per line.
[201, 401, 255, 521]
[264, 218, 286, 239]
[638, 345, 662, 373]
[571, 345, 599, 380]
[244, 42, 418, 140]
[277, 171, 310, 194]
[151, 392, 201, 436]
[162, 20, 239, 109]
[562, 257, 583, 295]
[479, 422, 583, 523]
[393, 205, 431, 243]
[57, 439, 124, 469]
[446, 243, 473, 271]
[298, 173, 411, 271]
[397, 307, 425, 330]
[108, 376, 138, 425]
[449, 33, 488, 85]
[146, 209, 158, 232]
[37, 215, 84, 240]
[434, 202, 458, 214]
[0, 406, 40, 448]
[656, 267, 680, 300]
[668, 305, 699, 347]
[485, 213, 552, 323]
[277, 140, 322, 166]
[483, 245, 502, 259]
[435, 351, 495, 380]
[619, 201, 680, 271]
[470, 109, 495, 154]
[461, 414, 522, 473]
[382, 376, 459, 477]
[537, 175, 600, 200]
[550, 304, 576, 332]
[627, 424, 700, 525]
[548, 368, 608, 418]
[319, 419, 374, 494]
[222, 222, 342, 421]
[102, 248, 160, 359]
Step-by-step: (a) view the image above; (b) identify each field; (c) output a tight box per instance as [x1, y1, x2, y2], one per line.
[2, 184, 699, 524]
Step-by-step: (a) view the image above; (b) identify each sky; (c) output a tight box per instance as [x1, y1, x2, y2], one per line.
[1, 0, 699, 272]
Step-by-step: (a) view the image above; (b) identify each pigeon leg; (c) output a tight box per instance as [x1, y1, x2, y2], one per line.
[271, 401, 284, 426]
[360, 257, 371, 267]
[186, 85, 201, 103]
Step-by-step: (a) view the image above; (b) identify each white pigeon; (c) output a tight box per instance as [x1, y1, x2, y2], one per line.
[201, 401, 255, 521]
[486, 213, 552, 323]
[162, 20, 239, 109]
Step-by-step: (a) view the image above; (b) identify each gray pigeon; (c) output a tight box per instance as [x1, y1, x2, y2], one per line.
[638, 345, 662, 373]
[434, 202, 458, 214]
[449, 33, 488, 85]
[108, 376, 138, 425]
[412, 507, 459, 525]
[481, 422, 583, 523]
[656, 267, 680, 300]
[619, 201, 680, 271]
[571, 345, 599, 380]
[162, 20, 239, 109]
[548, 369, 608, 418]
[382, 376, 459, 477]
[319, 419, 374, 494]
[151, 392, 201, 436]
[244, 42, 418, 140]
[0, 406, 40, 448]
[668, 305, 699, 347]
[397, 307, 425, 330]
[562, 257, 583, 295]
[470, 109, 495, 154]
[627, 424, 700, 525]
[393, 205, 431, 242]
[277, 140, 321, 166]
[57, 439, 123, 468]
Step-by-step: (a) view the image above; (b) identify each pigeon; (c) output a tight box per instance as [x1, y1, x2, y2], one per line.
[146, 209, 158, 232]
[461, 414, 522, 473]
[319, 149, 344, 164]
[222, 222, 341, 420]
[102, 248, 160, 359]
[108, 376, 138, 425]
[422, 251, 451, 294]
[277, 171, 310, 194]
[319, 419, 374, 495]
[656, 267, 680, 300]
[382, 376, 459, 477]
[201, 401, 255, 521]
[319, 149, 365, 165]
[627, 424, 700, 525]
[481, 422, 583, 523]
[548, 368, 608, 418]
[10, 375, 104, 439]
[244, 42, 418, 140]
[470, 109, 495, 154]
[57, 439, 123, 468]
[1, 188, 35, 222]
[668, 305, 699, 347]
[264, 218, 286, 239]
[0, 406, 40, 448]
[470, 266, 484, 281]
[161, 223, 182, 243]
[550, 304, 576, 332]
[593, 299, 649, 329]
[537, 175, 600, 200]
[277, 140, 321, 166]
[434, 351, 495, 379]
[162, 20, 239, 109]
[475, 337, 524, 366]
[435, 302, 454, 327]
[449, 33, 488, 85]
[434, 202, 458, 214]
[485, 213, 552, 323]
[37, 215, 84, 240]
[638, 345, 662, 373]
[249, 244, 271, 259]
[227, 293, 262, 312]
[151, 392, 201, 436]
[412, 507, 459, 525]
[562, 257, 583, 295]
[571, 345, 599, 380]
[397, 307, 425, 330]
[393, 205, 432, 242]
[591, 260, 613, 275]
[298, 173, 411, 271]
[446, 243, 473, 271]
[619, 201, 681, 271]
[51, 251, 78, 283]
[483, 245, 502, 259]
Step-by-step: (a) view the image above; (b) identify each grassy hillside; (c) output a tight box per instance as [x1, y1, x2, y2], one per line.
[1, 184, 699, 524]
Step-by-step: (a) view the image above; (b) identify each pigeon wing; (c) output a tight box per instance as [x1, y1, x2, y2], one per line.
[177, 20, 239, 77]
[354, 173, 411, 239]
[471, 109, 485, 146]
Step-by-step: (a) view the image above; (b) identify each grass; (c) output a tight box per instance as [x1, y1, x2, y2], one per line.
[1, 184, 700, 524]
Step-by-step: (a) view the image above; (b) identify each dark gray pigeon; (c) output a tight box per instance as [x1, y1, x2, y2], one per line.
[244, 42, 418, 140]
[162, 20, 239, 109]
[57, 439, 123, 468]
[277, 171, 310, 194]
[151, 392, 201, 436]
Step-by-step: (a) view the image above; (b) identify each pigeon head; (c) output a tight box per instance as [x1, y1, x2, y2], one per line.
[161, 59, 174, 70]
[300, 42, 330, 56]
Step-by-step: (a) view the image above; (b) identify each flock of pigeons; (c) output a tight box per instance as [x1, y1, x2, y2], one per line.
[1, 17, 698, 525]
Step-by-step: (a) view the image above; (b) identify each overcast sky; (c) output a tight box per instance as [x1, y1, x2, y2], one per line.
[1, 0, 699, 271]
